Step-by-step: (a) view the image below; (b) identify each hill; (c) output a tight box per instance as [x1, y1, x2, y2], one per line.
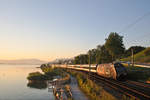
[122, 47, 150, 63]
[0, 59, 47, 65]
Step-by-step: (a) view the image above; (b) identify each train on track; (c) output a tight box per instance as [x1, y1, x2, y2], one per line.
[96, 63, 127, 80]
[51, 62, 127, 80]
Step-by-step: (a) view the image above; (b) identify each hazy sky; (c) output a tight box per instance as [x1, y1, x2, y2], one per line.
[0, 0, 150, 61]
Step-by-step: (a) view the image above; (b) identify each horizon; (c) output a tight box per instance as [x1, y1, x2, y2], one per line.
[0, 0, 150, 61]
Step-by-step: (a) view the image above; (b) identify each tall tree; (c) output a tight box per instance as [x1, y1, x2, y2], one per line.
[87, 49, 97, 64]
[105, 32, 125, 60]
[96, 45, 112, 64]
[74, 54, 88, 64]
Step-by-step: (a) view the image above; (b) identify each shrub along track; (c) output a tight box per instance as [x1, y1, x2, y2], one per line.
[69, 69, 150, 100]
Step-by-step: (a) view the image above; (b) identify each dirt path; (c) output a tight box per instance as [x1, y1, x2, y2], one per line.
[70, 76, 89, 100]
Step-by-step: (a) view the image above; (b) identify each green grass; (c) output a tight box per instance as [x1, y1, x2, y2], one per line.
[124, 65, 150, 82]
[122, 47, 150, 63]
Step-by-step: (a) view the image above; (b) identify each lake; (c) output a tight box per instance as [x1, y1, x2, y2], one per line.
[0, 64, 55, 100]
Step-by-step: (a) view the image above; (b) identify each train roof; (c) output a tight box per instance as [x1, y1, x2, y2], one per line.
[98, 63, 124, 68]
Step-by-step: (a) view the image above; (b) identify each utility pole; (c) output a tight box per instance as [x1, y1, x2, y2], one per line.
[89, 52, 91, 79]
[131, 48, 134, 66]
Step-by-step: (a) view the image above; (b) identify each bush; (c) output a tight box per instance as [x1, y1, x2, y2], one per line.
[27, 72, 48, 81]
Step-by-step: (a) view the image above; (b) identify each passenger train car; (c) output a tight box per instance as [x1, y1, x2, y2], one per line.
[51, 62, 127, 80]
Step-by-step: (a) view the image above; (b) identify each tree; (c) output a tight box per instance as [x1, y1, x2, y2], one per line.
[105, 32, 125, 60]
[87, 49, 97, 64]
[74, 54, 88, 64]
[125, 46, 146, 57]
[96, 45, 112, 64]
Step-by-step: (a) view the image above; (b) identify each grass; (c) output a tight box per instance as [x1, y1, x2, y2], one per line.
[124, 64, 150, 82]
[122, 47, 150, 63]
[67, 70, 117, 100]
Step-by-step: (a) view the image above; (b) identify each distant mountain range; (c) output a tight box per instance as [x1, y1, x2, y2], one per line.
[0, 59, 47, 65]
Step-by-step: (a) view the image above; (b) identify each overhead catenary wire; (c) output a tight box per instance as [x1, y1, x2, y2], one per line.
[119, 12, 150, 34]
[118, 11, 150, 47]
[126, 32, 150, 46]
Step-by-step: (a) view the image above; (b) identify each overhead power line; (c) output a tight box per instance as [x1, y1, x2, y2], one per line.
[119, 12, 150, 34]
[118, 11, 150, 47]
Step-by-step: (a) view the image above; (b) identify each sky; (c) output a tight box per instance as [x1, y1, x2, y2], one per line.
[0, 0, 150, 61]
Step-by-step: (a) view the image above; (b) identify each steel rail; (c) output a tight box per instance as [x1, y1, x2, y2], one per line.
[88, 72, 150, 100]
[71, 69, 150, 100]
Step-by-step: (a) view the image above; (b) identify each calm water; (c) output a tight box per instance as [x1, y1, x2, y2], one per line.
[0, 64, 55, 100]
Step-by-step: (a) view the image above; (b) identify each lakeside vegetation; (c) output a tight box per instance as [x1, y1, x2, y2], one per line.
[27, 64, 117, 99]
[27, 71, 48, 89]
[27, 72, 48, 81]
[27, 65, 65, 82]
[27, 64, 71, 90]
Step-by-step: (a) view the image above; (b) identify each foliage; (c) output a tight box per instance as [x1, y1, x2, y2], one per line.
[122, 47, 150, 63]
[67, 70, 116, 100]
[88, 49, 97, 64]
[96, 45, 112, 64]
[73, 32, 125, 64]
[41, 64, 71, 83]
[105, 32, 125, 60]
[74, 54, 88, 64]
[124, 46, 145, 57]
[74, 45, 113, 64]
[144, 47, 150, 55]
[48, 58, 74, 64]
[27, 72, 48, 81]
[41, 64, 53, 73]
[40, 64, 62, 79]
[28, 64, 63, 81]
[124, 65, 150, 82]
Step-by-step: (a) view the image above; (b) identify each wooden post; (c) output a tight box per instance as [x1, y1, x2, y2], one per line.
[89, 52, 91, 79]
[131, 48, 134, 66]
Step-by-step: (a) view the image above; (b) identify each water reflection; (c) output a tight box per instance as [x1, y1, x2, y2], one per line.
[0, 64, 55, 100]
[27, 81, 47, 89]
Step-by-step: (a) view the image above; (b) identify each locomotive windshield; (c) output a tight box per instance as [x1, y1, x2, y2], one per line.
[114, 63, 124, 68]
[114, 63, 126, 73]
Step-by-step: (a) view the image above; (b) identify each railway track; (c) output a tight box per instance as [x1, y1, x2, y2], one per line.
[56, 65, 150, 99]
[89, 73, 150, 100]
[71, 70, 150, 100]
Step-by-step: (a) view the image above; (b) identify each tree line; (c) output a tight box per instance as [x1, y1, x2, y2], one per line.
[73, 32, 145, 64]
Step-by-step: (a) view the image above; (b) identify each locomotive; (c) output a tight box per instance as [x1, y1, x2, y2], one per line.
[96, 63, 127, 80]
